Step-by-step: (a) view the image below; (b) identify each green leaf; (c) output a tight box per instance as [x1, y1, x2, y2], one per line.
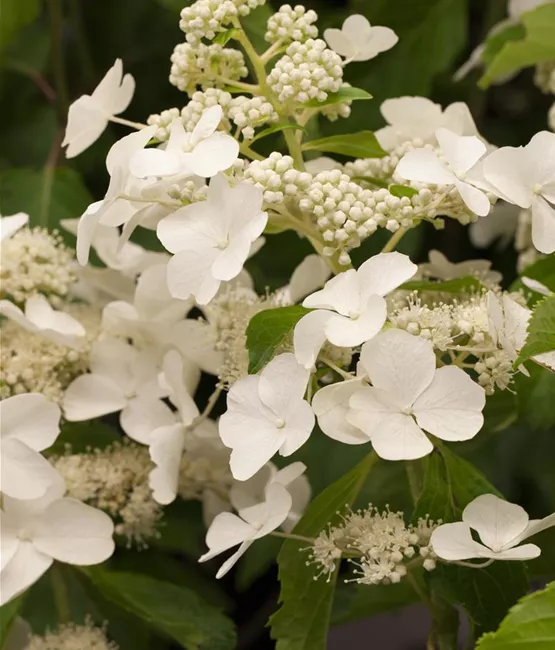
[250, 123, 307, 144]
[0, 0, 39, 51]
[480, 4, 555, 87]
[514, 363, 555, 430]
[270, 452, 379, 650]
[350, 175, 388, 188]
[246, 306, 311, 374]
[0, 593, 25, 644]
[213, 28, 240, 46]
[481, 23, 526, 66]
[412, 451, 455, 523]
[332, 580, 417, 625]
[301, 131, 387, 159]
[389, 184, 419, 198]
[512, 255, 555, 303]
[516, 295, 555, 365]
[401, 277, 483, 293]
[240, 3, 272, 51]
[303, 86, 372, 108]
[83, 568, 236, 650]
[440, 446, 503, 505]
[476, 581, 555, 650]
[236, 536, 282, 591]
[0, 167, 92, 229]
[46, 421, 120, 456]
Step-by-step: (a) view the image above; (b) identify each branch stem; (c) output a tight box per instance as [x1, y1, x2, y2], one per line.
[109, 115, 148, 130]
[381, 227, 407, 253]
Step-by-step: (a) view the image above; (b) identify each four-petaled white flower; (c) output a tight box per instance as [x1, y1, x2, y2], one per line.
[230, 462, 310, 533]
[62, 339, 168, 431]
[131, 106, 239, 179]
[0, 296, 86, 349]
[375, 97, 478, 151]
[0, 212, 29, 241]
[420, 249, 502, 285]
[0, 394, 61, 500]
[396, 127, 491, 217]
[482, 131, 555, 253]
[157, 174, 268, 305]
[324, 14, 398, 62]
[0, 476, 115, 605]
[199, 482, 293, 578]
[430, 493, 555, 562]
[293, 252, 417, 369]
[62, 59, 135, 159]
[219, 353, 315, 480]
[347, 329, 486, 460]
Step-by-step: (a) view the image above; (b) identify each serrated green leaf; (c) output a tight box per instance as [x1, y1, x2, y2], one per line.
[476, 581, 555, 650]
[412, 451, 455, 524]
[0, 166, 92, 229]
[480, 4, 555, 87]
[301, 131, 387, 159]
[389, 184, 419, 198]
[332, 580, 417, 625]
[0, 0, 39, 51]
[246, 306, 311, 374]
[250, 123, 306, 144]
[303, 86, 372, 108]
[516, 295, 555, 364]
[270, 452, 379, 650]
[213, 28, 239, 46]
[401, 276, 483, 293]
[83, 568, 236, 650]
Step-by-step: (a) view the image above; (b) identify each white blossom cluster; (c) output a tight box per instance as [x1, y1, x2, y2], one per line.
[26, 619, 117, 650]
[265, 4, 318, 44]
[307, 506, 438, 584]
[179, 0, 267, 43]
[169, 42, 248, 94]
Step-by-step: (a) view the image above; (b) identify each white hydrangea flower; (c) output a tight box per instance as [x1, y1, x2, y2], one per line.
[375, 96, 478, 151]
[347, 329, 486, 460]
[0, 394, 61, 500]
[131, 106, 238, 180]
[293, 252, 417, 369]
[324, 14, 398, 62]
[157, 174, 267, 305]
[420, 249, 502, 285]
[431, 494, 555, 562]
[62, 59, 135, 158]
[199, 481, 292, 578]
[482, 131, 555, 253]
[62, 339, 167, 428]
[0, 212, 29, 241]
[0, 296, 86, 349]
[397, 128, 491, 217]
[230, 461, 310, 532]
[0, 476, 114, 605]
[219, 353, 315, 480]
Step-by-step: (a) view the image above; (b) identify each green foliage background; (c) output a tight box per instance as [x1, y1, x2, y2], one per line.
[0, 1, 554, 649]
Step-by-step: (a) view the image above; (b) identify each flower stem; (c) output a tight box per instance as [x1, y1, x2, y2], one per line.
[270, 531, 316, 544]
[320, 357, 354, 381]
[109, 115, 148, 130]
[381, 227, 407, 253]
[50, 565, 71, 623]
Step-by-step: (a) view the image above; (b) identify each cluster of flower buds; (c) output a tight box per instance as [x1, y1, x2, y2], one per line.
[179, 0, 267, 44]
[265, 4, 319, 44]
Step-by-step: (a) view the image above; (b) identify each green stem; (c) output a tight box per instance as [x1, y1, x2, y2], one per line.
[48, 0, 69, 121]
[270, 531, 315, 544]
[381, 227, 407, 253]
[50, 565, 71, 623]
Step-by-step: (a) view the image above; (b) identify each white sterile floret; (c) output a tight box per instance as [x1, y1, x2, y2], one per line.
[0, 476, 115, 605]
[230, 461, 310, 532]
[266, 39, 343, 105]
[324, 14, 398, 62]
[347, 329, 486, 460]
[157, 174, 267, 305]
[0, 295, 86, 349]
[169, 42, 248, 94]
[219, 353, 315, 480]
[486, 291, 531, 363]
[179, 0, 267, 44]
[62, 338, 167, 430]
[482, 131, 555, 253]
[375, 96, 478, 151]
[62, 59, 135, 158]
[420, 249, 502, 286]
[227, 95, 279, 139]
[0, 212, 29, 241]
[293, 252, 417, 369]
[431, 494, 555, 562]
[131, 106, 238, 179]
[199, 482, 292, 578]
[265, 5, 318, 44]
[0, 394, 61, 500]
[468, 201, 519, 250]
[396, 128, 491, 217]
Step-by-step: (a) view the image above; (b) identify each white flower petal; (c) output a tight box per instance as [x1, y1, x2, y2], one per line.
[191, 105, 223, 144]
[531, 194, 555, 254]
[1, 439, 62, 500]
[287, 255, 331, 303]
[199, 512, 255, 561]
[435, 128, 486, 176]
[130, 148, 182, 179]
[396, 149, 456, 186]
[293, 309, 334, 369]
[359, 329, 436, 409]
[356, 25, 398, 61]
[462, 494, 529, 552]
[258, 353, 310, 416]
[302, 269, 360, 314]
[323, 27, 354, 58]
[413, 366, 485, 442]
[0, 542, 53, 606]
[431, 522, 494, 561]
[149, 423, 186, 505]
[493, 544, 541, 560]
[324, 299, 386, 347]
[63, 374, 127, 421]
[516, 513, 555, 543]
[120, 397, 176, 445]
[312, 380, 369, 444]
[187, 133, 240, 178]
[166, 249, 221, 304]
[482, 146, 533, 208]
[62, 97, 107, 159]
[0, 394, 60, 450]
[0, 212, 29, 240]
[357, 252, 418, 297]
[455, 180, 491, 217]
[367, 413, 433, 461]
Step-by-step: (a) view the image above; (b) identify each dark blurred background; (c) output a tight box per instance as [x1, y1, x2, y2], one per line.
[1, 1, 553, 649]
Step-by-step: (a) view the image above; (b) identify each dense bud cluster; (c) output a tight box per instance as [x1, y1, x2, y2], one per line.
[169, 42, 248, 94]
[239, 152, 312, 203]
[266, 38, 343, 104]
[179, 0, 267, 43]
[228, 95, 279, 138]
[265, 4, 318, 44]
[27, 619, 117, 650]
